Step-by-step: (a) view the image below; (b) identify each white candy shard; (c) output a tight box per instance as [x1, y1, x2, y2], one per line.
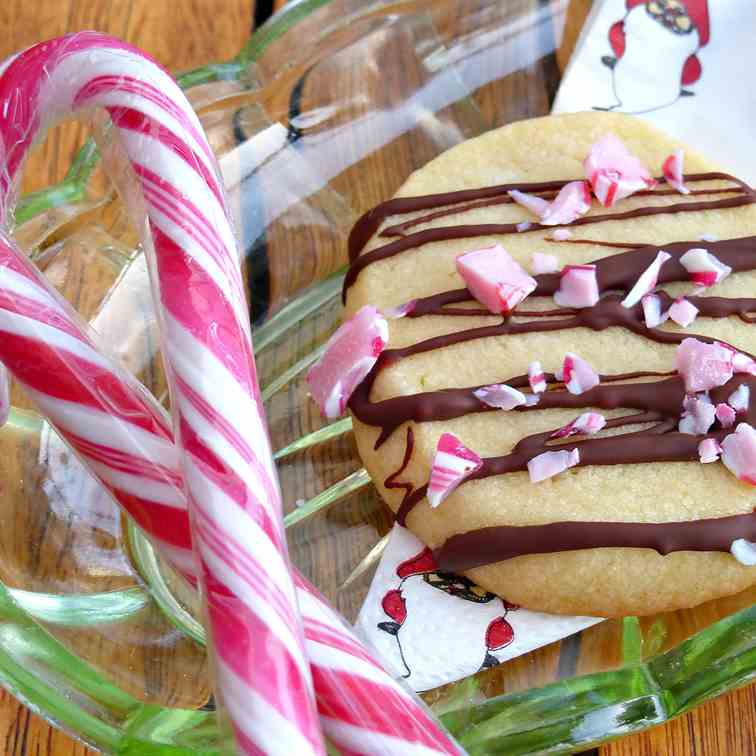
[508, 189, 549, 218]
[551, 412, 606, 439]
[730, 539, 756, 566]
[531, 252, 559, 275]
[675, 338, 734, 392]
[641, 294, 669, 328]
[668, 297, 699, 327]
[551, 228, 572, 241]
[678, 395, 716, 435]
[697, 438, 722, 464]
[715, 403, 736, 428]
[721, 422, 756, 485]
[383, 299, 417, 319]
[559, 352, 600, 395]
[662, 149, 689, 195]
[307, 305, 388, 418]
[621, 250, 671, 308]
[516, 221, 532, 233]
[732, 351, 756, 376]
[456, 244, 537, 314]
[679, 248, 731, 288]
[524, 393, 541, 406]
[528, 360, 547, 394]
[474, 383, 527, 410]
[528, 448, 580, 483]
[427, 433, 482, 508]
[540, 181, 592, 226]
[553, 264, 600, 309]
[728, 384, 750, 413]
[584, 134, 656, 207]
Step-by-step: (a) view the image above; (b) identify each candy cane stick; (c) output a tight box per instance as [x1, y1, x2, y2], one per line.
[0, 33, 322, 756]
[0, 32, 458, 754]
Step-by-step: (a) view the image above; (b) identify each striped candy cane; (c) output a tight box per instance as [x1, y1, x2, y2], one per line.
[0, 33, 322, 755]
[0, 34, 461, 755]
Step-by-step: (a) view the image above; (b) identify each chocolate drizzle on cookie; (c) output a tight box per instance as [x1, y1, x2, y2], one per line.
[346, 172, 756, 568]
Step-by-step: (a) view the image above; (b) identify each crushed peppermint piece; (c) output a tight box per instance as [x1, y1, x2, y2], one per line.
[733, 351, 756, 375]
[621, 250, 671, 308]
[456, 244, 537, 314]
[679, 395, 716, 435]
[306, 305, 388, 418]
[584, 134, 656, 207]
[669, 297, 699, 327]
[716, 403, 737, 428]
[698, 438, 722, 464]
[721, 423, 756, 485]
[524, 393, 541, 406]
[383, 299, 417, 319]
[662, 149, 689, 195]
[551, 228, 572, 241]
[675, 338, 734, 392]
[540, 181, 592, 226]
[508, 189, 549, 218]
[728, 384, 750, 413]
[531, 251, 559, 274]
[551, 412, 606, 439]
[427, 433, 482, 508]
[516, 221, 532, 232]
[699, 233, 719, 243]
[528, 448, 580, 483]
[474, 383, 527, 410]
[679, 248, 731, 288]
[641, 293, 669, 328]
[528, 361, 547, 393]
[553, 264, 600, 309]
[559, 353, 600, 395]
[730, 539, 756, 566]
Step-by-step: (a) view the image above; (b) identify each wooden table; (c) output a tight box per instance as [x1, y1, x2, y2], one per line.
[0, 0, 753, 754]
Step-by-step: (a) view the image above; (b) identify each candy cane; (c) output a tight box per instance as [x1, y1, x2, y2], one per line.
[0, 34, 461, 756]
[0, 33, 322, 756]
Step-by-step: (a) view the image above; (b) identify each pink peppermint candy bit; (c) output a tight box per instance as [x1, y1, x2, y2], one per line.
[551, 412, 606, 439]
[698, 438, 722, 464]
[641, 294, 669, 329]
[508, 189, 549, 218]
[383, 299, 417, 319]
[551, 228, 572, 241]
[307, 305, 388, 419]
[621, 250, 671, 308]
[456, 244, 537, 314]
[528, 448, 580, 483]
[728, 384, 750, 413]
[669, 297, 699, 328]
[528, 360, 547, 393]
[540, 181, 593, 226]
[675, 338, 734, 392]
[553, 264, 599, 309]
[721, 423, 756, 485]
[531, 252, 559, 275]
[584, 134, 656, 207]
[427, 433, 482, 508]
[679, 248, 731, 288]
[679, 395, 716, 435]
[716, 403, 737, 428]
[558, 353, 600, 395]
[731, 539, 756, 566]
[662, 149, 689, 195]
[474, 383, 527, 411]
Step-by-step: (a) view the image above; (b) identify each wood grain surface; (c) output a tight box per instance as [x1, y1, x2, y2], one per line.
[0, 0, 753, 754]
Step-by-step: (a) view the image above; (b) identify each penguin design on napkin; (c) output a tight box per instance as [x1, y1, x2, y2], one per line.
[599, 0, 710, 113]
[378, 547, 517, 689]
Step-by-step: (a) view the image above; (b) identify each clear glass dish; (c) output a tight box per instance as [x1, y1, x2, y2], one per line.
[1, 1, 753, 754]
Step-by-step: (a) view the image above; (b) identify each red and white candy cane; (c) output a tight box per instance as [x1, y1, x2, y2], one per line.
[0, 33, 322, 755]
[0, 34, 461, 756]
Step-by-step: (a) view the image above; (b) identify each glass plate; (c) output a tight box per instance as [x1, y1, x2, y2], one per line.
[1, 1, 754, 754]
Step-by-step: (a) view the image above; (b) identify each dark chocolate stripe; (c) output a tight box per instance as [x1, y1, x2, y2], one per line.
[434, 512, 756, 572]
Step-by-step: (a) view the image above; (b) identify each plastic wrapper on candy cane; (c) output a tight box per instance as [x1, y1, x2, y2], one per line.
[0, 33, 461, 756]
